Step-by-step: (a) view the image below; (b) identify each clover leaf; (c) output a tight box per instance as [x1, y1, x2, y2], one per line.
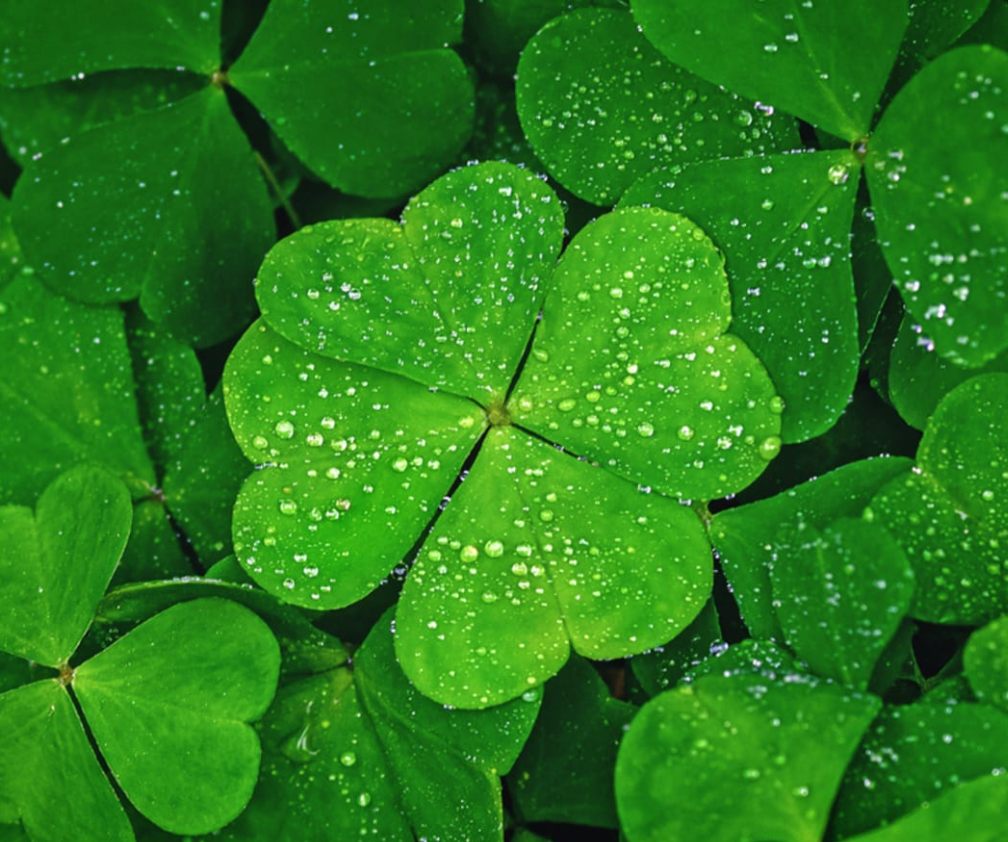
[515, 7, 800, 204]
[0, 467, 281, 840]
[964, 615, 1008, 712]
[830, 697, 1008, 837]
[0, 195, 21, 291]
[621, 149, 862, 442]
[869, 373, 1008, 624]
[225, 161, 783, 706]
[2, 0, 474, 343]
[209, 607, 539, 841]
[614, 672, 881, 842]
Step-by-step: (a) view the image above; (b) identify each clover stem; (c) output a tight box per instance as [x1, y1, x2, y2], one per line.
[486, 397, 511, 427]
[254, 150, 303, 230]
[57, 662, 75, 686]
[210, 69, 230, 89]
[851, 135, 870, 161]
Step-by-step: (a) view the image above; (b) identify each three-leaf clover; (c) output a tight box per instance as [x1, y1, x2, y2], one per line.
[1, 0, 474, 344]
[224, 160, 783, 706]
[0, 466, 281, 840]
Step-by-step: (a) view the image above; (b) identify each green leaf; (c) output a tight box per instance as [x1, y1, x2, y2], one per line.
[254, 161, 565, 399]
[0, 0, 221, 86]
[964, 615, 1008, 712]
[515, 7, 799, 204]
[685, 638, 806, 684]
[0, 681, 133, 842]
[73, 598, 281, 835]
[770, 516, 915, 689]
[869, 373, 1008, 623]
[229, 0, 473, 198]
[0, 276, 156, 502]
[161, 387, 250, 563]
[0, 70, 203, 166]
[12, 88, 275, 346]
[867, 46, 1008, 366]
[631, 0, 908, 141]
[889, 313, 1008, 429]
[225, 321, 486, 608]
[844, 775, 1008, 842]
[396, 425, 712, 707]
[615, 673, 881, 842]
[0, 466, 131, 666]
[511, 207, 783, 500]
[96, 575, 348, 678]
[126, 311, 205, 473]
[709, 456, 912, 639]
[621, 150, 861, 442]
[114, 500, 191, 585]
[0, 196, 22, 291]
[630, 600, 722, 696]
[830, 698, 1008, 837]
[508, 655, 635, 828]
[215, 609, 538, 841]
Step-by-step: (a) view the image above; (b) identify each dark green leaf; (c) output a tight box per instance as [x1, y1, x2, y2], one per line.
[867, 46, 1008, 366]
[710, 456, 912, 639]
[12, 88, 275, 345]
[229, 0, 473, 198]
[0, 277, 156, 502]
[831, 698, 1008, 837]
[516, 7, 799, 204]
[615, 673, 880, 842]
[964, 615, 1008, 711]
[770, 516, 915, 688]
[0, 0, 221, 86]
[631, 0, 908, 140]
[621, 150, 861, 442]
[114, 500, 191, 585]
[509, 655, 635, 828]
[74, 598, 281, 835]
[630, 600, 722, 696]
[0, 466, 131, 667]
[0, 196, 22, 291]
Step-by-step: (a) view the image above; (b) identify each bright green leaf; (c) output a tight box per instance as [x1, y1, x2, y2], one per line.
[631, 0, 908, 140]
[511, 207, 783, 500]
[831, 698, 1008, 837]
[73, 598, 281, 835]
[508, 655, 635, 828]
[770, 516, 915, 688]
[0, 466, 131, 667]
[867, 46, 1008, 366]
[621, 150, 861, 442]
[12, 88, 275, 346]
[396, 425, 712, 707]
[229, 0, 473, 198]
[710, 456, 912, 639]
[0, 681, 132, 842]
[515, 7, 799, 204]
[0, 0, 221, 86]
[0, 276, 156, 502]
[964, 615, 1008, 712]
[615, 673, 881, 842]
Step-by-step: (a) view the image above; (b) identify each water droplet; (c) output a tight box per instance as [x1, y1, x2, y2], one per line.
[340, 751, 357, 767]
[677, 424, 695, 441]
[460, 545, 479, 562]
[637, 421, 655, 437]
[484, 540, 505, 557]
[274, 420, 295, 439]
[759, 436, 782, 460]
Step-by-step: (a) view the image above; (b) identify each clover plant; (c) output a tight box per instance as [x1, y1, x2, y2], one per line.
[0, 1, 1005, 840]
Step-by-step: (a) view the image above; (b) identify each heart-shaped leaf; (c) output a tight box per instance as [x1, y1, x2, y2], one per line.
[964, 615, 1008, 712]
[0, 466, 131, 667]
[73, 598, 281, 835]
[621, 150, 862, 442]
[770, 515, 915, 688]
[214, 608, 538, 841]
[229, 0, 473, 198]
[515, 7, 799, 204]
[710, 456, 912, 639]
[631, 0, 908, 141]
[614, 673, 880, 842]
[869, 373, 1008, 623]
[867, 46, 1008, 366]
[830, 698, 1008, 837]
[0, 277, 155, 503]
[0, 681, 132, 842]
[12, 88, 275, 345]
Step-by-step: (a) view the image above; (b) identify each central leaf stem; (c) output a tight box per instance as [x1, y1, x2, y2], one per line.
[486, 398, 511, 427]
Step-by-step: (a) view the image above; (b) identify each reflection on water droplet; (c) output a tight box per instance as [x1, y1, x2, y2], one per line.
[759, 436, 782, 460]
[637, 422, 655, 437]
[275, 420, 295, 439]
